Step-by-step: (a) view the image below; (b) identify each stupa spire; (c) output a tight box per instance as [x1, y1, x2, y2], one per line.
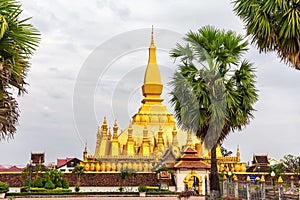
[151, 25, 154, 46]
[140, 26, 164, 108]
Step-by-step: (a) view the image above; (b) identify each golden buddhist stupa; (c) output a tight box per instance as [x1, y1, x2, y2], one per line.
[81, 28, 246, 173]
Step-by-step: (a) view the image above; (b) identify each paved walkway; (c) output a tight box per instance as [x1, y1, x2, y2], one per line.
[13, 196, 205, 200]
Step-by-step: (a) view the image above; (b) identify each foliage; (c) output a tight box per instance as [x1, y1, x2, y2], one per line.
[138, 184, 147, 192]
[33, 177, 44, 188]
[20, 187, 46, 193]
[0, 181, 9, 193]
[72, 165, 85, 187]
[0, 0, 40, 140]
[169, 25, 258, 197]
[74, 185, 80, 192]
[280, 154, 300, 174]
[268, 163, 285, 179]
[61, 178, 69, 189]
[44, 180, 55, 190]
[233, 0, 300, 69]
[118, 186, 124, 192]
[20, 187, 71, 193]
[43, 168, 66, 188]
[221, 145, 233, 157]
[120, 167, 137, 179]
[23, 178, 31, 187]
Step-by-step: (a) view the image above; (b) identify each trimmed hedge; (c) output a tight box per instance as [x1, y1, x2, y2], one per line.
[20, 187, 71, 193]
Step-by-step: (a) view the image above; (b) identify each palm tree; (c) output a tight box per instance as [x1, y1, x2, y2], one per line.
[0, 0, 40, 140]
[170, 25, 258, 198]
[233, 0, 300, 69]
[72, 165, 85, 187]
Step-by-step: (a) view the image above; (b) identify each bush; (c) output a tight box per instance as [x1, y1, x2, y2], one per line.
[23, 178, 31, 187]
[34, 177, 44, 188]
[20, 187, 47, 193]
[138, 184, 147, 192]
[119, 186, 124, 192]
[61, 178, 69, 189]
[52, 188, 72, 193]
[44, 180, 55, 189]
[0, 182, 9, 193]
[75, 185, 80, 192]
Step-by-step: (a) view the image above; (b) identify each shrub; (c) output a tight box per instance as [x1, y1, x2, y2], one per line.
[34, 177, 44, 188]
[44, 180, 55, 189]
[138, 184, 147, 192]
[0, 182, 9, 193]
[61, 178, 69, 189]
[75, 185, 80, 192]
[119, 186, 124, 192]
[23, 178, 31, 187]
[52, 188, 72, 193]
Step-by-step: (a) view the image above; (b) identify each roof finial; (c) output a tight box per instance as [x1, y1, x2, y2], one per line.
[151, 25, 154, 45]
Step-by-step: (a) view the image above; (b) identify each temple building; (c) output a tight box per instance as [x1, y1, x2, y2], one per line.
[81, 28, 246, 173]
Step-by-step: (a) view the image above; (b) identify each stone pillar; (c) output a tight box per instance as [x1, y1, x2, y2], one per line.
[222, 175, 227, 197]
[204, 175, 208, 200]
[260, 175, 265, 200]
[278, 176, 284, 200]
[291, 176, 294, 189]
[246, 176, 251, 200]
[233, 175, 238, 198]
[278, 185, 284, 200]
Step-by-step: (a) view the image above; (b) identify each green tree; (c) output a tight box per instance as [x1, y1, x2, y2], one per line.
[170, 25, 258, 198]
[0, 0, 40, 140]
[280, 154, 300, 174]
[72, 165, 85, 187]
[61, 178, 69, 189]
[33, 177, 44, 188]
[44, 179, 55, 190]
[221, 145, 233, 157]
[43, 168, 66, 188]
[233, 0, 300, 69]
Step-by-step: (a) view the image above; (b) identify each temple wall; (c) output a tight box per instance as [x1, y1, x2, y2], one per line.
[0, 172, 173, 187]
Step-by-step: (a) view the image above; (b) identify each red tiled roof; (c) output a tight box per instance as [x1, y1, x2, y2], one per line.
[0, 165, 23, 172]
[174, 160, 210, 169]
[185, 147, 197, 153]
[172, 147, 210, 170]
[57, 158, 75, 168]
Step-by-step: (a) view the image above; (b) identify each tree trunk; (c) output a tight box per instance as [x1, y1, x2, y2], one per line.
[210, 143, 220, 199]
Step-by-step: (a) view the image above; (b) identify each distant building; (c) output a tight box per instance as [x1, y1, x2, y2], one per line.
[57, 158, 81, 172]
[0, 165, 23, 172]
[31, 152, 45, 164]
[247, 154, 270, 172]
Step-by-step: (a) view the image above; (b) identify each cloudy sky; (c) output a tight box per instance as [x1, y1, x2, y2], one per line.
[0, 0, 299, 167]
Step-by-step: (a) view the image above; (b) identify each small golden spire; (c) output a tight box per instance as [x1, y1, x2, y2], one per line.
[151, 25, 154, 45]
[113, 120, 118, 139]
[84, 142, 88, 152]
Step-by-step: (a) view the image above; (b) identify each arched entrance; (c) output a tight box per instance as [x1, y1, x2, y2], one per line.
[183, 171, 203, 195]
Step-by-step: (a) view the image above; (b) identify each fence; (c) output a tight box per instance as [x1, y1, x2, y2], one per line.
[220, 180, 300, 199]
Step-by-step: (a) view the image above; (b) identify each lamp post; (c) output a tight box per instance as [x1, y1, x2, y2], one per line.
[271, 171, 275, 197]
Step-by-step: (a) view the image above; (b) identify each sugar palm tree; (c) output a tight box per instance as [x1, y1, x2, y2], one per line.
[233, 0, 300, 69]
[170, 25, 258, 198]
[72, 165, 85, 187]
[0, 0, 40, 140]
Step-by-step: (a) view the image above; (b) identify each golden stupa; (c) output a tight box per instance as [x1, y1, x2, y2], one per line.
[81, 28, 246, 173]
